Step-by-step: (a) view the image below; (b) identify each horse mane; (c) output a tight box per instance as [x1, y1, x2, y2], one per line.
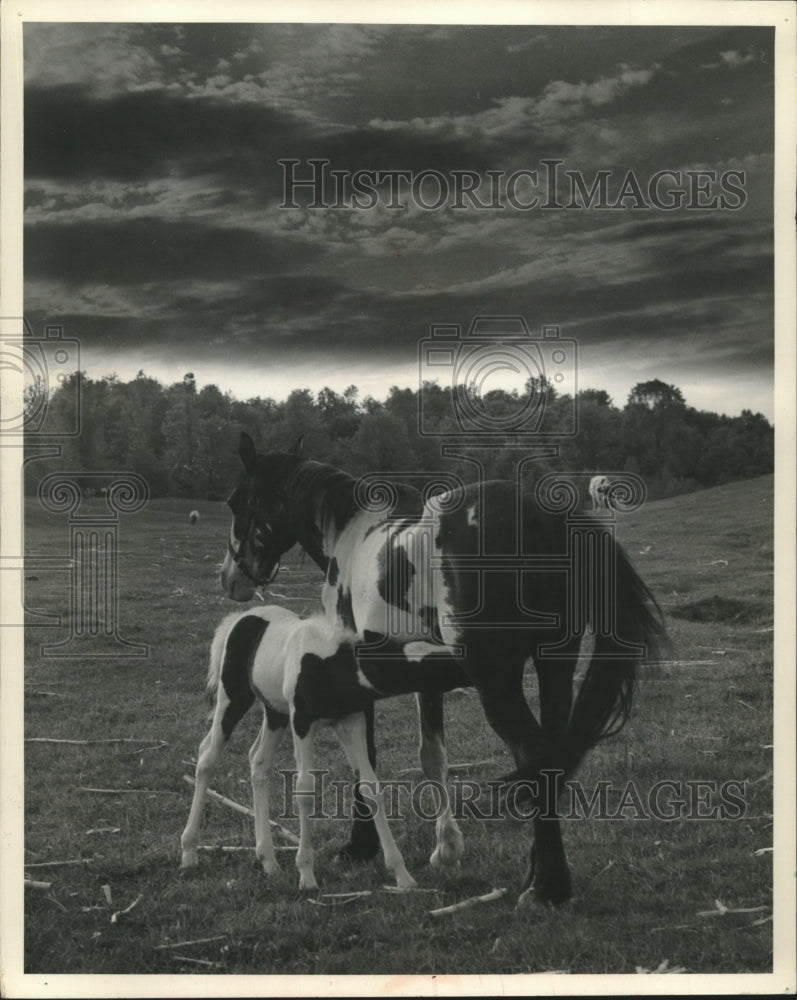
[287, 460, 359, 535]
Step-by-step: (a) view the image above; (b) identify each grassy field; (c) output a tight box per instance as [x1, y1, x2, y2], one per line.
[20, 475, 776, 979]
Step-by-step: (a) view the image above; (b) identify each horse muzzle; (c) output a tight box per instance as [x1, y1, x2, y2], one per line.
[219, 550, 258, 602]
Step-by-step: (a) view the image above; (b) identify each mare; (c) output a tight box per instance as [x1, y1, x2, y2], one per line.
[219, 432, 666, 906]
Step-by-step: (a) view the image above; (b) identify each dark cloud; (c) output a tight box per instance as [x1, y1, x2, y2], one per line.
[24, 218, 325, 284]
[20, 22, 776, 416]
[25, 84, 309, 183]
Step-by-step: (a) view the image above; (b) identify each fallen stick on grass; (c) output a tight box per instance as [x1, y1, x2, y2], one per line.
[182, 774, 300, 846]
[110, 893, 143, 924]
[382, 885, 438, 893]
[24, 878, 53, 891]
[27, 737, 169, 747]
[428, 888, 507, 917]
[696, 900, 768, 918]
[657, 660, 719, 667]
[154, 935, 227, 951]
[321, 890, 372, 899]
[25, 858, 92, 869]
[308, 896, 362, 907]
[635, 959, 688, 974]
[396, 759, 500, 776]
[197, 844, 296, 852]
[77, 786, 173, 795]
[171, 955, 223, 968]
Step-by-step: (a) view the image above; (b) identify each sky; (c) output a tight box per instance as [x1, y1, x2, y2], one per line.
[22, 21, 775, 417]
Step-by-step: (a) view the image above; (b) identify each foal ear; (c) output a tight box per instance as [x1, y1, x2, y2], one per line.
[290, 434, 304, 457]
[239, 431, 257, 472]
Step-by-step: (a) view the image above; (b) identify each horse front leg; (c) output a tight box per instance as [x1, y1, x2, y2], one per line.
[416, 690, 464, 870]
[336, 701, 380, 863]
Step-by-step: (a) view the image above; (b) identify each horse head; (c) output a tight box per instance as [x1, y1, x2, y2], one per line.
[219, 431, 304, 601]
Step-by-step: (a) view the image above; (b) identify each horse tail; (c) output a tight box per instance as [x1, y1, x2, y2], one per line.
[560, 543, 668, 778]
[205, 611, 243, 709]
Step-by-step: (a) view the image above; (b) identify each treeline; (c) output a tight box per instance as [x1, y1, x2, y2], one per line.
[25, 371, 773, 501]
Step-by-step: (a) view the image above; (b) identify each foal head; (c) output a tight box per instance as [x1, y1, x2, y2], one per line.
[220, 431, 304, 601]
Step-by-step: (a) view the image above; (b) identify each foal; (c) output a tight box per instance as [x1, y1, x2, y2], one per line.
[180, 605, 416, 891]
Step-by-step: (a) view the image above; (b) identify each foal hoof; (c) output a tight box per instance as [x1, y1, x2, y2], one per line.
[429, 840, 464, 871]
[256, 860, 280, 877]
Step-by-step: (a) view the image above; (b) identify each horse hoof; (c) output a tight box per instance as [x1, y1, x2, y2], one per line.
[516, 885, 572, 911]
[180, 852, 198, 870]
[337, 840, 380, 864]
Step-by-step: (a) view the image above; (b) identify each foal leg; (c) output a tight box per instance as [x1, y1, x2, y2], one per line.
[181, 725, 223, 868]
[181, 685, 246, 868]
[250, 705, 288, 875]
[335, 713, 416, 890]
[290, 715, 320, 890]
[416, 691, 464, 870]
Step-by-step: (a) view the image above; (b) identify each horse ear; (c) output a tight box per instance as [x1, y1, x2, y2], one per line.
[239, 431, 257, 472]
[290, 435, 304, 457]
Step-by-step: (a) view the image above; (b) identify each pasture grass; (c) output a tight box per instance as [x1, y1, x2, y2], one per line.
[22, 476, 775, 976]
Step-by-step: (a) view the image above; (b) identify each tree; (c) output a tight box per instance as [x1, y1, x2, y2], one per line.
[349, 407, 414, 473]
[163, 373, 203, 496]
[627, 379, 685, 409]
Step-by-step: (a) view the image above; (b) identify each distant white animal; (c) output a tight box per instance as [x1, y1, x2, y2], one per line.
[589, 476, 611, 511]
[189, 510, 200, 525]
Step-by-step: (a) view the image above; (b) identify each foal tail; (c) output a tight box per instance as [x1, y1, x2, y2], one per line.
[205, 611, 245, 707]
[559, 543, 668, 778]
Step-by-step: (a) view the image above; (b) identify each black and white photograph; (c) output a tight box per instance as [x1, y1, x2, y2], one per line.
[1, 1, 794, 996]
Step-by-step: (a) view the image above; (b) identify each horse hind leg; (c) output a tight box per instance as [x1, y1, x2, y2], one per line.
[514, 650, 580, 910]
[416, 691, 464, 870]
[470, 659, 573, 908]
